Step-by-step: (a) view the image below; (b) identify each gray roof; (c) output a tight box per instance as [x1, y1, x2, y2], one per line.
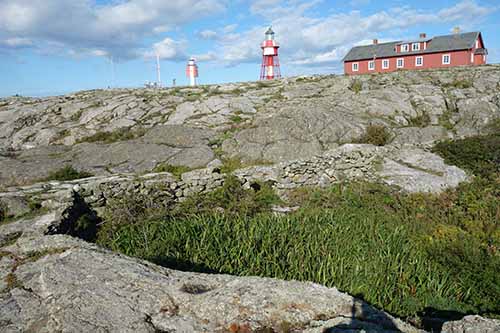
[343, 32, 481, 62]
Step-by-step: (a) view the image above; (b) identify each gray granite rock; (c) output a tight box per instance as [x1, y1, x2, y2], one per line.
[442, 315, 500, 333]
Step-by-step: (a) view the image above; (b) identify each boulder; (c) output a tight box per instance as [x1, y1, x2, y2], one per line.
[442, 315, 500, 333]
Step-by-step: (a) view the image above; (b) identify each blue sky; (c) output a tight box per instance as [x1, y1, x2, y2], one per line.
[0, 0, 499, 97]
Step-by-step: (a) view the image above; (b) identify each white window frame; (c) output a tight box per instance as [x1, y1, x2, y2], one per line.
[471, 53, 474, 64]
[397, 58, 404, 68]
[476, 39, 479, 49]
[382, 59, 389, 69]
[415, 56, 423, 67]
[442, 54, 451, 65]
[412, 43, 420, 51]
[401, 44, 409, 52]
[424, 42, 427, 50]
[352, 62, 359, 72]
[368, 60, 375, 71]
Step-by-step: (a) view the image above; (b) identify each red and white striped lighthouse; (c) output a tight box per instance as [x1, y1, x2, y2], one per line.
[260, 27, 281, 80]
[186, 58, 199, 86]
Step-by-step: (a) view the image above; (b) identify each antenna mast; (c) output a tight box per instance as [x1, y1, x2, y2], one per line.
[110, 56, 116, 88]
[156, 53, 161, 87]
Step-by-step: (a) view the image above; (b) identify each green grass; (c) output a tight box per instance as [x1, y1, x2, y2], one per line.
[152, 164, 192, 179]
[432, 133, 499, 179]
[77, 127, 146, 144]
[229, 115, 244, 123]
[44, 166, 94, 181]
[97, 135, 499, 321]
[98, 179, 499, 319]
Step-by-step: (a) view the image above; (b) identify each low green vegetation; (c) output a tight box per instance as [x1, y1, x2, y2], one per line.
[438, 111, 455, 131]
[152, 164, 192, 179]
[0, 197, 46, 225]
[77, 127, 146, 144]
[408, 113, 431, 128]
[349, 79, 363, 94]
[432, 132, 499, 179]
[229, 115, 244, 123]
[218, 156, 274, 174]
[44, 166, 94, 181]
[96, 134, 499, 321]
[356, 124, 391, 146]
[444, 78, 473, 89]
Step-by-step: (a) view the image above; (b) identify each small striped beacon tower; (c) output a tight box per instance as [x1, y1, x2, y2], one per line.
[186, 58, 199, 86]
[260, 27, 281, 80]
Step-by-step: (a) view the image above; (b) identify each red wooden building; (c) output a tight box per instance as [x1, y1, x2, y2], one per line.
[343, 31, 487, 75]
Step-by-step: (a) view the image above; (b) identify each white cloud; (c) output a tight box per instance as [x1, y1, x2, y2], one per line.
[193, 51, 217, 62]
[144, 38, 187, 61]
[0, 0, 226, 59]
[2, 37, 32, 47]
[199, 30, 218, 40]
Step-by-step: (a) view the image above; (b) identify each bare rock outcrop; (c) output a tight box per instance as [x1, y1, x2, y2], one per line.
[1, 65, 499, 187]
[442, 315, 500, 333]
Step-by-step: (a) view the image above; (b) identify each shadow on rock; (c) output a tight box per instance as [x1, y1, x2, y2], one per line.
[47, 192, 102, 242]
[419, 307, 466, 332]
[149, 254, 221, 275]
[324, 295, 403, 333]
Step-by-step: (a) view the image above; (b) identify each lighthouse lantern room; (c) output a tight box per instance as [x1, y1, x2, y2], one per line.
[260, 27, 281, 80]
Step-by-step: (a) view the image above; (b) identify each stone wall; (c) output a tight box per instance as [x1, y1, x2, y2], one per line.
[0, 144, 467, 218]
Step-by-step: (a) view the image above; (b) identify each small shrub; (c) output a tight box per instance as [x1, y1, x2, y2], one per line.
[408, 113, 431, 128]
[152, 164, 192, 179]
[5, 273, 22, 290]
[45, 166, 93, 181]
[70, 109, 84, 122]
[356, 124, 391, 146]
[438, 112, 455, 131]
[229, 88, 245, 95]
[77, 127, 146, 144]
[445, 78, 473, 89]
[170, 175, 281, 218]
[220, 157, 243, 173]
[27, 199, 42, 212]
[229, 115, 244, 123]
[349, 79, 363, 94]
[0, 201, 7, 222]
